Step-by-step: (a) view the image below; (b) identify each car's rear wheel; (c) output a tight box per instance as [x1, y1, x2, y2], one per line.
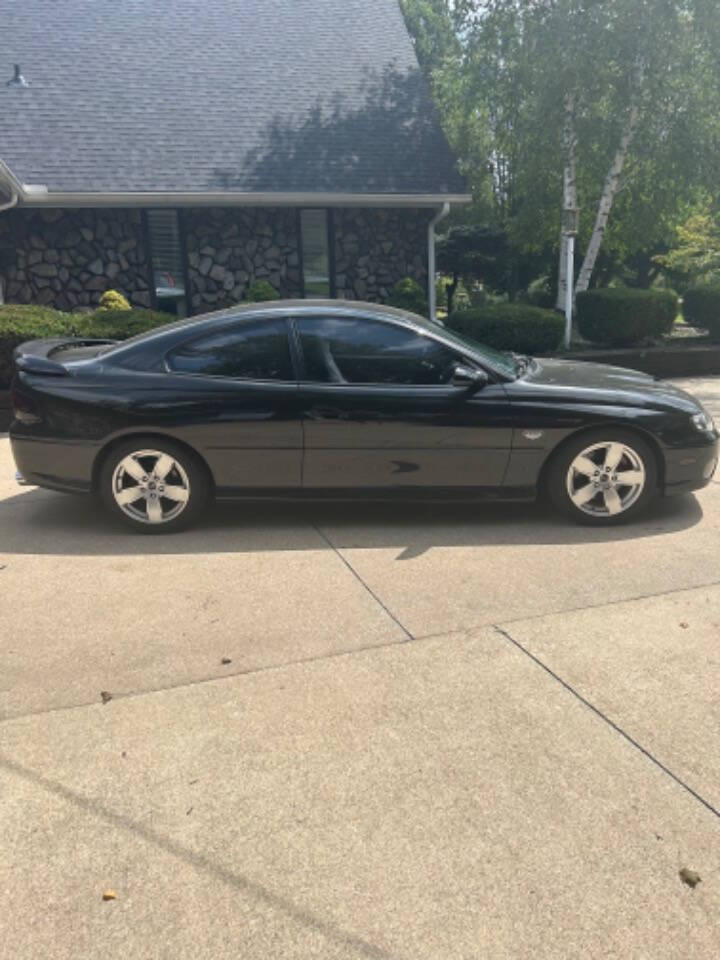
[546, 430, 658, 524]
[99, 439, 209, 533]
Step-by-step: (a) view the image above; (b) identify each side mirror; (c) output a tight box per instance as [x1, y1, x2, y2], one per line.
[451, 364, 488, 393]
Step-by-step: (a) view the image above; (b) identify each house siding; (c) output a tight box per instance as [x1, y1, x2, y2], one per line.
[0, 205, 431, 313]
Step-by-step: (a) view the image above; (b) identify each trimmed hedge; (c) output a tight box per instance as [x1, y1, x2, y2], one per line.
[523, 276, 555, 309]
[576, 287, 678, 346]
[1, 305, 72, 386]
[682, 284, 720, 340]
[0, 305, 169, 386]
[446, 303, 564, 355]
[71, 308, 171, 340]
[388, 277, 428, 316]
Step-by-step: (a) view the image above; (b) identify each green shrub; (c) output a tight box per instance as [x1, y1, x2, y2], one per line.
[71, 308, 170, 340]
[245, 280, 278, 303]
[388, 277, 428, 316]
[435, 276, 449, 311]
[446, 303, 564, 355]
[97, 289, 131, 311]
[523, 276, 555, 309]
[0, 305, 73, 385]
[576, 287, 678, 346]
[0, 304, 169, 386]
[682, 283, 720, 339]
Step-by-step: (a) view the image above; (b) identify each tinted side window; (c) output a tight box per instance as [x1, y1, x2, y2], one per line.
[167, 319, 293, 380]
[296, 316, 461, 385]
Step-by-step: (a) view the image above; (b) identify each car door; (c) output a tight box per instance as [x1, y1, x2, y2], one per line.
[162, 315, 302, 492]
[293, 312, 514, 492]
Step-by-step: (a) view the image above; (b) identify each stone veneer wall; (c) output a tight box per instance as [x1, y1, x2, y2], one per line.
[0, 205, 432, 314]
[183, 206, 431, 311]
[333, 208, 431, 302]
[184, 207, 302, 312]
[0, 208, 150, 310]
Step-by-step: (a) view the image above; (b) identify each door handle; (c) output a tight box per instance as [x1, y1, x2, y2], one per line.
[309, 407, 342, 420]
[308, 407, 381, 422]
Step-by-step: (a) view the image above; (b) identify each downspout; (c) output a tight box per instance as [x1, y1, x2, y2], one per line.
[0, 190, 18, 304]
[428, 201, 450, 323]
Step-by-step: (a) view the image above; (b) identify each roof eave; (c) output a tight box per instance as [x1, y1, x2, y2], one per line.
[13, 189, 473, 209]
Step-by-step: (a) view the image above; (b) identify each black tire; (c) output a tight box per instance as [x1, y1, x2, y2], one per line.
[545, 428, 658, 525]
[99, 437, 210, 533]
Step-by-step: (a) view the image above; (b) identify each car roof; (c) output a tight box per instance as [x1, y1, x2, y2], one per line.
[99, 298, 517, 382]
[104, 299, 430, 354]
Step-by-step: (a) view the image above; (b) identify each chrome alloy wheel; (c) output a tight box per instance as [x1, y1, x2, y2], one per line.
[111, 449, 190, 525]
[566, 441, 646, 517]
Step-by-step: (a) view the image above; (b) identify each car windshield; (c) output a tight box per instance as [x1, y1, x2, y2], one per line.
[413, 318, 520, 379]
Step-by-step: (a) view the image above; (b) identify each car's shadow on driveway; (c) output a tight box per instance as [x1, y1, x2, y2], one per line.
[0, 487, 704, 557]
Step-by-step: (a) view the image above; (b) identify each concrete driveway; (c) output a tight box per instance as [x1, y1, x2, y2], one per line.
[1, 377, 719, 959]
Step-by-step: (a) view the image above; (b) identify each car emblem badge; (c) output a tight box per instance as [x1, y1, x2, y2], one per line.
[522, 430, 544, 440]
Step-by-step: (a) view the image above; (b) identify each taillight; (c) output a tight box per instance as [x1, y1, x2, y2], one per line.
[11, 386, 42, 424]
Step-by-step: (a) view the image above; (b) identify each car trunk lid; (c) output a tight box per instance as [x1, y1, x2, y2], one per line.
[13, 337, 118, 375]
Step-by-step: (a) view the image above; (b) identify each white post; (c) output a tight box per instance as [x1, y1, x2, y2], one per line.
[564, 233, 574, 349]
[428, 202, 450, 323]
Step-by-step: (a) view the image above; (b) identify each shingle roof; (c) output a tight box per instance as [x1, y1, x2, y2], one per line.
[0, 0, 466, 198]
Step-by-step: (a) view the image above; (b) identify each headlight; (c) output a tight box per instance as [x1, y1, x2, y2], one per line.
[691, 410, 716, 434]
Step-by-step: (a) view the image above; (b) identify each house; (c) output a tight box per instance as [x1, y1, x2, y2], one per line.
[0, 0, 469, 321]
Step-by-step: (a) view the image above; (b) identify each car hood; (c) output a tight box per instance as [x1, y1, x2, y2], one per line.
[516, 358, 701, 413]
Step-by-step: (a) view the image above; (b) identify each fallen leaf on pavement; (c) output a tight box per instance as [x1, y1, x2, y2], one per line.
[102, 890, 117, 901]
[679, 867, 701, 888]
[100, 691, 113, 704]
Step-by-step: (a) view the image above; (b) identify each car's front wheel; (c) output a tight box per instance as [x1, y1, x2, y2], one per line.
[546, 430, 658, 524]
[99, 439, 209, 532]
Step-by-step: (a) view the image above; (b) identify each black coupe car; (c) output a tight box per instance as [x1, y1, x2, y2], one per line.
[10, 300, 718, 532]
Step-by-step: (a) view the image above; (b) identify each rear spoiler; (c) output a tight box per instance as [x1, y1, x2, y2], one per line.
[15, 355, 69, 376]
[13, 337, 117, 376]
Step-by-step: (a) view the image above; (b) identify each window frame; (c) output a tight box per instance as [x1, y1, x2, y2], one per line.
[142, 208, 191, 318]
[162, 314, 299, 384]
[297, 208, 336, 299]
[289, 311, 492, 389]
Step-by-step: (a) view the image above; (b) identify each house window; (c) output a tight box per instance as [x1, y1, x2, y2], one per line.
[300, 209, 332, 298]
[146, 209, 188, 317]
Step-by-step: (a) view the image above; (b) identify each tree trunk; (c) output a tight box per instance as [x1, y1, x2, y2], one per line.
[576, 61, 646, 295]
[556, 92, 578, 311]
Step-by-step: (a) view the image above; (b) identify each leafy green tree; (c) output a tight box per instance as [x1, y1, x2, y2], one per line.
[402, 0, 720, 320]
[436, 225, 507, 311]
[655, 210, 720, 283]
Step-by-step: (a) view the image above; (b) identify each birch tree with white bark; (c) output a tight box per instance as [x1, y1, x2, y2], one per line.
[403, 0, 720, 320]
